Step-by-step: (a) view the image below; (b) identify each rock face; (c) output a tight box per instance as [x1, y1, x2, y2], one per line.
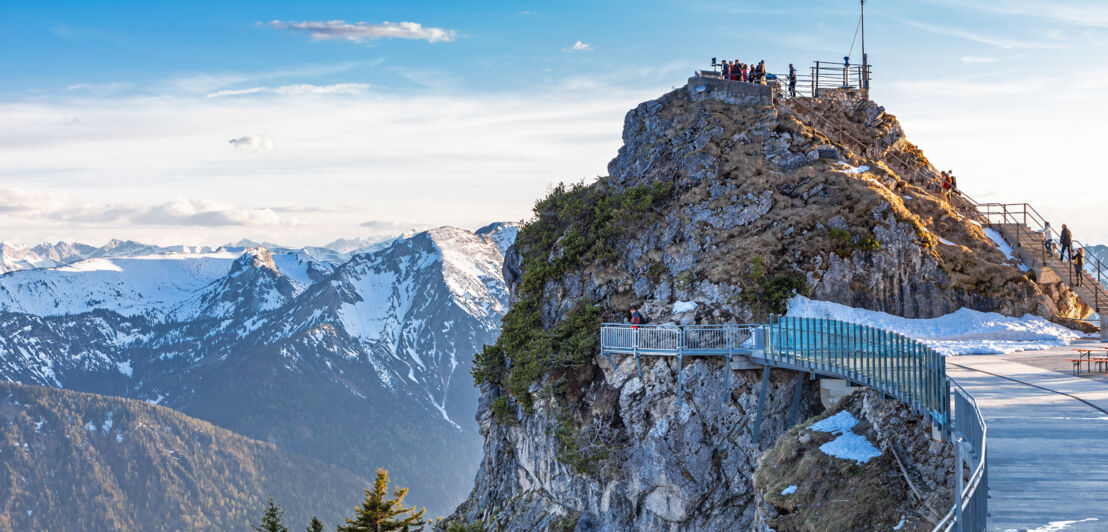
[448, 80, 1068, 530]
[457, 363, 821, 531]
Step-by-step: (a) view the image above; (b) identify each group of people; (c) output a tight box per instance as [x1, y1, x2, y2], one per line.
[717, 59, 800, 97]
[720, 59, 767, 84]
[1041, 222, 1087, 286]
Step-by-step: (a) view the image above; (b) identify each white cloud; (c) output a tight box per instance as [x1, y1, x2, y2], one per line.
[271, 83, 370, 96]
[0, 188, 282, 227]
[896, 17, 1066, 49]
[960, 56, 999, 63]
[519, 10, 539, 16]
[359, 219, 429, 231]
[208, 83, 371, 99]
[269, 20, 457, 44]
[207, 87, 267, 98]
[925, 0, 1108, 29]
[228, 135, 274, 151]
[563, 41, 594, 53]
[133, 199, 281, 227]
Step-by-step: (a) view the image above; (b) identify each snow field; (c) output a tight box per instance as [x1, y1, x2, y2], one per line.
[787, 296, 1083, 356]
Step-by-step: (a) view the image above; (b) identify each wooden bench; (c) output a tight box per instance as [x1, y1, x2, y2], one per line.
[1092, 358, 1108, 373]
[1074, 348, 1108, 373]
[1067, 358, 1085, 375]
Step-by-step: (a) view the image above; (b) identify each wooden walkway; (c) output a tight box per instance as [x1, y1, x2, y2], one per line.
[947, 353, 1108, 531]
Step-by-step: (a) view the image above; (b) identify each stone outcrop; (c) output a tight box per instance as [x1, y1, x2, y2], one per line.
[447, 79, 1071, 530]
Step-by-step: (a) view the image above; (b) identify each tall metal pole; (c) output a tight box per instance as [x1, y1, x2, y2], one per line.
[860, 0, 866, 60]
[860, 0, 869, 93]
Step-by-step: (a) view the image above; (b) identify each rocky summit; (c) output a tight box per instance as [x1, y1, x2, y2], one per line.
[446, 81, 1084, 530]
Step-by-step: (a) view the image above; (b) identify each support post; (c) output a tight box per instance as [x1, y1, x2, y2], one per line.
[723, 351, 732, 402]
[814, 61, 820, 96]
[753, 364, 772, 443]
[955, 437, 965, 532]
[676, 353, 684, 408]
[789, 372, 804, 426]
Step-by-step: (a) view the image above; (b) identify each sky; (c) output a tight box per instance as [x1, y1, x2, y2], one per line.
[1, 0, 1106, 247]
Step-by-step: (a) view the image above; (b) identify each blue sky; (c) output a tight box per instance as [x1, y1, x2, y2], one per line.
[1, 0, 1106, 246]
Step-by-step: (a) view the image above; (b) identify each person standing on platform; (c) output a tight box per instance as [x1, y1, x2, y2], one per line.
[1060, 224, 1073, 262]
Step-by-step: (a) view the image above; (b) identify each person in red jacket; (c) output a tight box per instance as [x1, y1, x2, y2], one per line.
[629, 307, 643, 329]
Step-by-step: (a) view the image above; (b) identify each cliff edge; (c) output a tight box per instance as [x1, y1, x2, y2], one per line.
[445, 80, 1075, 530]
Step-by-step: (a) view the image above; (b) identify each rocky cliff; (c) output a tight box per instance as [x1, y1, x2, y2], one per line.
[447, 81, 1072, 530]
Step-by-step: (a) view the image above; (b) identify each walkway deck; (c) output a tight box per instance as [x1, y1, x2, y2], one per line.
[947, 352, 1108, 531]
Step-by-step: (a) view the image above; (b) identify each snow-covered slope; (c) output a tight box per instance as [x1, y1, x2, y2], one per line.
[0, 249, 322, 320]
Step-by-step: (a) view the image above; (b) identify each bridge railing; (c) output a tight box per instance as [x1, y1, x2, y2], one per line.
[600, 323, 762, 354]
[977, 202, 1107, 311]
[600, 318, 985, 531]
[934, 378, 988, 532]
[600, 323, 762, 403]
[764, 316, 949, 430]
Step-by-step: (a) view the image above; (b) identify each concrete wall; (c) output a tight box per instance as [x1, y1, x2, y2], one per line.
[686, 76, 772, 106]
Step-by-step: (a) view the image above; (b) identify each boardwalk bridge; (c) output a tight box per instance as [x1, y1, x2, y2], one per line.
[601, 316, 987, 531]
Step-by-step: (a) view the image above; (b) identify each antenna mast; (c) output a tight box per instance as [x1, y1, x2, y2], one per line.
[860, 0, 866, 60]
[860, 0, 869, 93]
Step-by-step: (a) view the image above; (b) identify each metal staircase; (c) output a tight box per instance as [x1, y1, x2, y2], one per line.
[980, 204, 1107, 313]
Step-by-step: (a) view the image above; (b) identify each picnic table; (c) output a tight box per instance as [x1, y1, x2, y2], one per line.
[1068, 347, 1108, 375]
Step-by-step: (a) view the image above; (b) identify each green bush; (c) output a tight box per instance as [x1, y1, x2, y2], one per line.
[489, 396, 514, 425]
[472, 180, 673, 413]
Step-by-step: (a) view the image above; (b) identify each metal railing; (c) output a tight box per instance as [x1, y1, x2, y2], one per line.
[600, 322, 761, 402]
[764, 316, 949, 429]
[600, 317, 948, 430]
[977, 202, 1107, 312]
[600, 317, 986, 530]
[934, 379, 988, 532]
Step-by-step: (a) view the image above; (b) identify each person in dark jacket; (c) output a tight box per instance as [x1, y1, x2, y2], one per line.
[629, 307, 643, 329]
[1074, 249, 1084, 287]
[1059, 224, 1072, 261]
[721, 60, 731, 80]
[788, 63, 797, 97]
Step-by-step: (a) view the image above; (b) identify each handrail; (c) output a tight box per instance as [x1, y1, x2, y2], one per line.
[600, 318, 986, 531]
[976, 202, 1106, 311]
[600, 317, 950, 430]
[933, 378, 988, 532]
[772, 92, 986, 223]
[764, 315, 949, 429]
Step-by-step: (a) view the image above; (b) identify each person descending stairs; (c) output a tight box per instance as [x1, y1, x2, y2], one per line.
[984, 208, 1108, 315]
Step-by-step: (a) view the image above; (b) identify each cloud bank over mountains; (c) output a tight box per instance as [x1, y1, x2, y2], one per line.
[0, 189, 284, 227]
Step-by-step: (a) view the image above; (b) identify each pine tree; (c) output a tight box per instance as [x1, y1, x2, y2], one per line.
[337, 468, 427, 532]
[306, 516, 324, 532]
[253, 499, 289, 532]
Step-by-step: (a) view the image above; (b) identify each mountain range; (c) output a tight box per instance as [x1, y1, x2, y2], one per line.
[0, 222, 516, 524]
[0, 234, 402, 276]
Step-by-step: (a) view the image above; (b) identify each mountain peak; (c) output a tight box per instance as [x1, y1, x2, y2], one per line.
[233, 247, 280, 275]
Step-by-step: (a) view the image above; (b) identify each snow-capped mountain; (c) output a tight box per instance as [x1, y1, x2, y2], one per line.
[0, 233, 406, 276]
[0, 223, 516, 514]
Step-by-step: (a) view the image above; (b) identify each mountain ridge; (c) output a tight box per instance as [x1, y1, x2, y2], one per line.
[0, 223, 518, 516]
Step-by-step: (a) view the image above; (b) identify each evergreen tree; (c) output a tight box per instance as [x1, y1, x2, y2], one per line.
[253, 499, 289, 532]
[306, 516, 324, 532]
[338, 469, 427, 532]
